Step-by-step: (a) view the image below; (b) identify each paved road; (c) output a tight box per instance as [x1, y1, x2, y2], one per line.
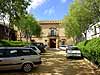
[0, 50, 100, 75]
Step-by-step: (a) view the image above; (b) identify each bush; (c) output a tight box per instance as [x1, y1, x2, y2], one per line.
[77, 40, 90, 58]
[85, 38, 100, 64]
[77, 38, 100, 65]
[0, 40, 30, 47]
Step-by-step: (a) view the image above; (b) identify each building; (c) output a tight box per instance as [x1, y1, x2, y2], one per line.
[86, 22, 100, 40]
[0, 23, 17, 40]
[30, 20, 73, 48]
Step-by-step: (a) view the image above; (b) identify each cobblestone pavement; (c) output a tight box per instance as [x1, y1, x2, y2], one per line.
[0, 49, 100, 75]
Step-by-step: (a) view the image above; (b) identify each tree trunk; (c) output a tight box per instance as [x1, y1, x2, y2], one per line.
[26, 35, 28, 43]
[30, 36, 31, 41]
[20, 31, 22, 41]
[72, 37, 76, 45]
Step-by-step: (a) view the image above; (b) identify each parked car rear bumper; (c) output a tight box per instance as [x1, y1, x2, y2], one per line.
[67, 53, 81, 57]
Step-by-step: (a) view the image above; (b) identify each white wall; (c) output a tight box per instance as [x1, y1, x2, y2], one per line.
[86, 22, 100, 40]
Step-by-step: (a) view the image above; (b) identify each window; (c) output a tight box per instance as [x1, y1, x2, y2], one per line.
[31, 47, 37, 50]
[98, 26, 100, 33]
[94, 26, 97, 35]
[21, 49, 37, 56]
[71, 47, 79, 50]
[50, 28, 56, 36]
[31, 50, 38, 55]
[0, 49, 19, 57]
[61, 45, 66, 47]
[21, 49, 32, 55]
[9, 50, 18, 57]
[61, 39, 65, 45]
[0, 49, 7, 57]
[61, 41, 65, 45]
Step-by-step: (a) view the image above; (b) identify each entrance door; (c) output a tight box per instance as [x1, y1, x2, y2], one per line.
[50, 39, 56, 48]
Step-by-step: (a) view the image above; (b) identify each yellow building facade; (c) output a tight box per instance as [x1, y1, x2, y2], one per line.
[31, 20, 73, 48]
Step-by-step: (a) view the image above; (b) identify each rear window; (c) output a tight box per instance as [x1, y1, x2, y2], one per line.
[71, 47, 79, 50]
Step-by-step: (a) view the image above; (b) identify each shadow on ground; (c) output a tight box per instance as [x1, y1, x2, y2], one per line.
[0, 50, 100, 75]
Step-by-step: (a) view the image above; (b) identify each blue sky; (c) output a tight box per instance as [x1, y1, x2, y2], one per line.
[27, 0, 73, 20]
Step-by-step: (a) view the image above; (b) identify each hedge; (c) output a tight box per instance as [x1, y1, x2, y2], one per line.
[77, 38, 100, 66]
[0, 40, 30, 47]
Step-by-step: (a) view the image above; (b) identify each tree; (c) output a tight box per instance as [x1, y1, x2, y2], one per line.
[63, 16, 80, 38]
[0, 0, 30, 26]
[0, 0, 30, 39]
[17, 14, 41, 42]
[63, 0, 100, 43]
[83, 0, 100, 24]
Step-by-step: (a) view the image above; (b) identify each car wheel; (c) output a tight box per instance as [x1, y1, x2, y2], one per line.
[22, 63, 33, 72]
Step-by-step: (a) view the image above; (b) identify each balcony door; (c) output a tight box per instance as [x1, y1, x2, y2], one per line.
[49, 27, 56, 37]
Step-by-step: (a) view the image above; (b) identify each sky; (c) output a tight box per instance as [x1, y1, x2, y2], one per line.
[27, 0, 74, 20]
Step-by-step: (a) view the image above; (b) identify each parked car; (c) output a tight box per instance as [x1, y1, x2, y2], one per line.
[59, 45, 68, 50]
[0, 47, 42, 72]
[25, 45, 41, 54]
[65, 45, 74, 52]
[66, 46, 82, 58]
[31, 42, 46, 53]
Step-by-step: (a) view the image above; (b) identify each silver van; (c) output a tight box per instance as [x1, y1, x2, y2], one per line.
[0, 47, 42, 72]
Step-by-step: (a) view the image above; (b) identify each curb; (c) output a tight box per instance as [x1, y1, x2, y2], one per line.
[84, 58, 98, 69]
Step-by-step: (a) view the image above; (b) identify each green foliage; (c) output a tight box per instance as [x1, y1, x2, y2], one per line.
[63, 0, 100, 39]
[63, 16, 81, 38]
[0, 0, 31, 28]
[0, 40, 30, 47]
[85, 38, 100, 64]
[77, 40, 90, 59]
[77, 38, 100, 65]
[17, 14, 41, 40]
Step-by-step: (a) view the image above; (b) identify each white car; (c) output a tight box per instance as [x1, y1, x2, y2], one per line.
[25, 45, 41, 54]
[59, 45, 68, 50]
[67, 46, 82, 58]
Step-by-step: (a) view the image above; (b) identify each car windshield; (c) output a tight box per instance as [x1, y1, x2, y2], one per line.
[61, 45, 66, 47]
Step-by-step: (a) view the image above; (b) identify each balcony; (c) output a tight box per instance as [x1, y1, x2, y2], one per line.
[47, 33, 59, 37]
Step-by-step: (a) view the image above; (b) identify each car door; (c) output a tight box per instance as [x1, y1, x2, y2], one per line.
[20, 49, 40, 64]
[0, 49, 22, 70]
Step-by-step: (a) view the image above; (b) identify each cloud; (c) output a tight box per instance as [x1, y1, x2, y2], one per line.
[61, 0, 66, 3]
[27, 0, 47, 13]
[44, 7, 55, 15]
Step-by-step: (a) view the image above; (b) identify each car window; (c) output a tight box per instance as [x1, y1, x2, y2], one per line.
[0, 49, 7, 57]
[20, 49, 37, 56]
[0, 49, 19, 57]
[31, 50, 38, 55]
[31, 47, 37, 50]
[21, 49, 32, 55]
[61, 45, 66, 47]
[9, 49, 18, 57]
[71, 47, 79, 50]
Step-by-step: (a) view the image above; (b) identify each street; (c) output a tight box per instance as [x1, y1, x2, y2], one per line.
[0, 49, 100, 75]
